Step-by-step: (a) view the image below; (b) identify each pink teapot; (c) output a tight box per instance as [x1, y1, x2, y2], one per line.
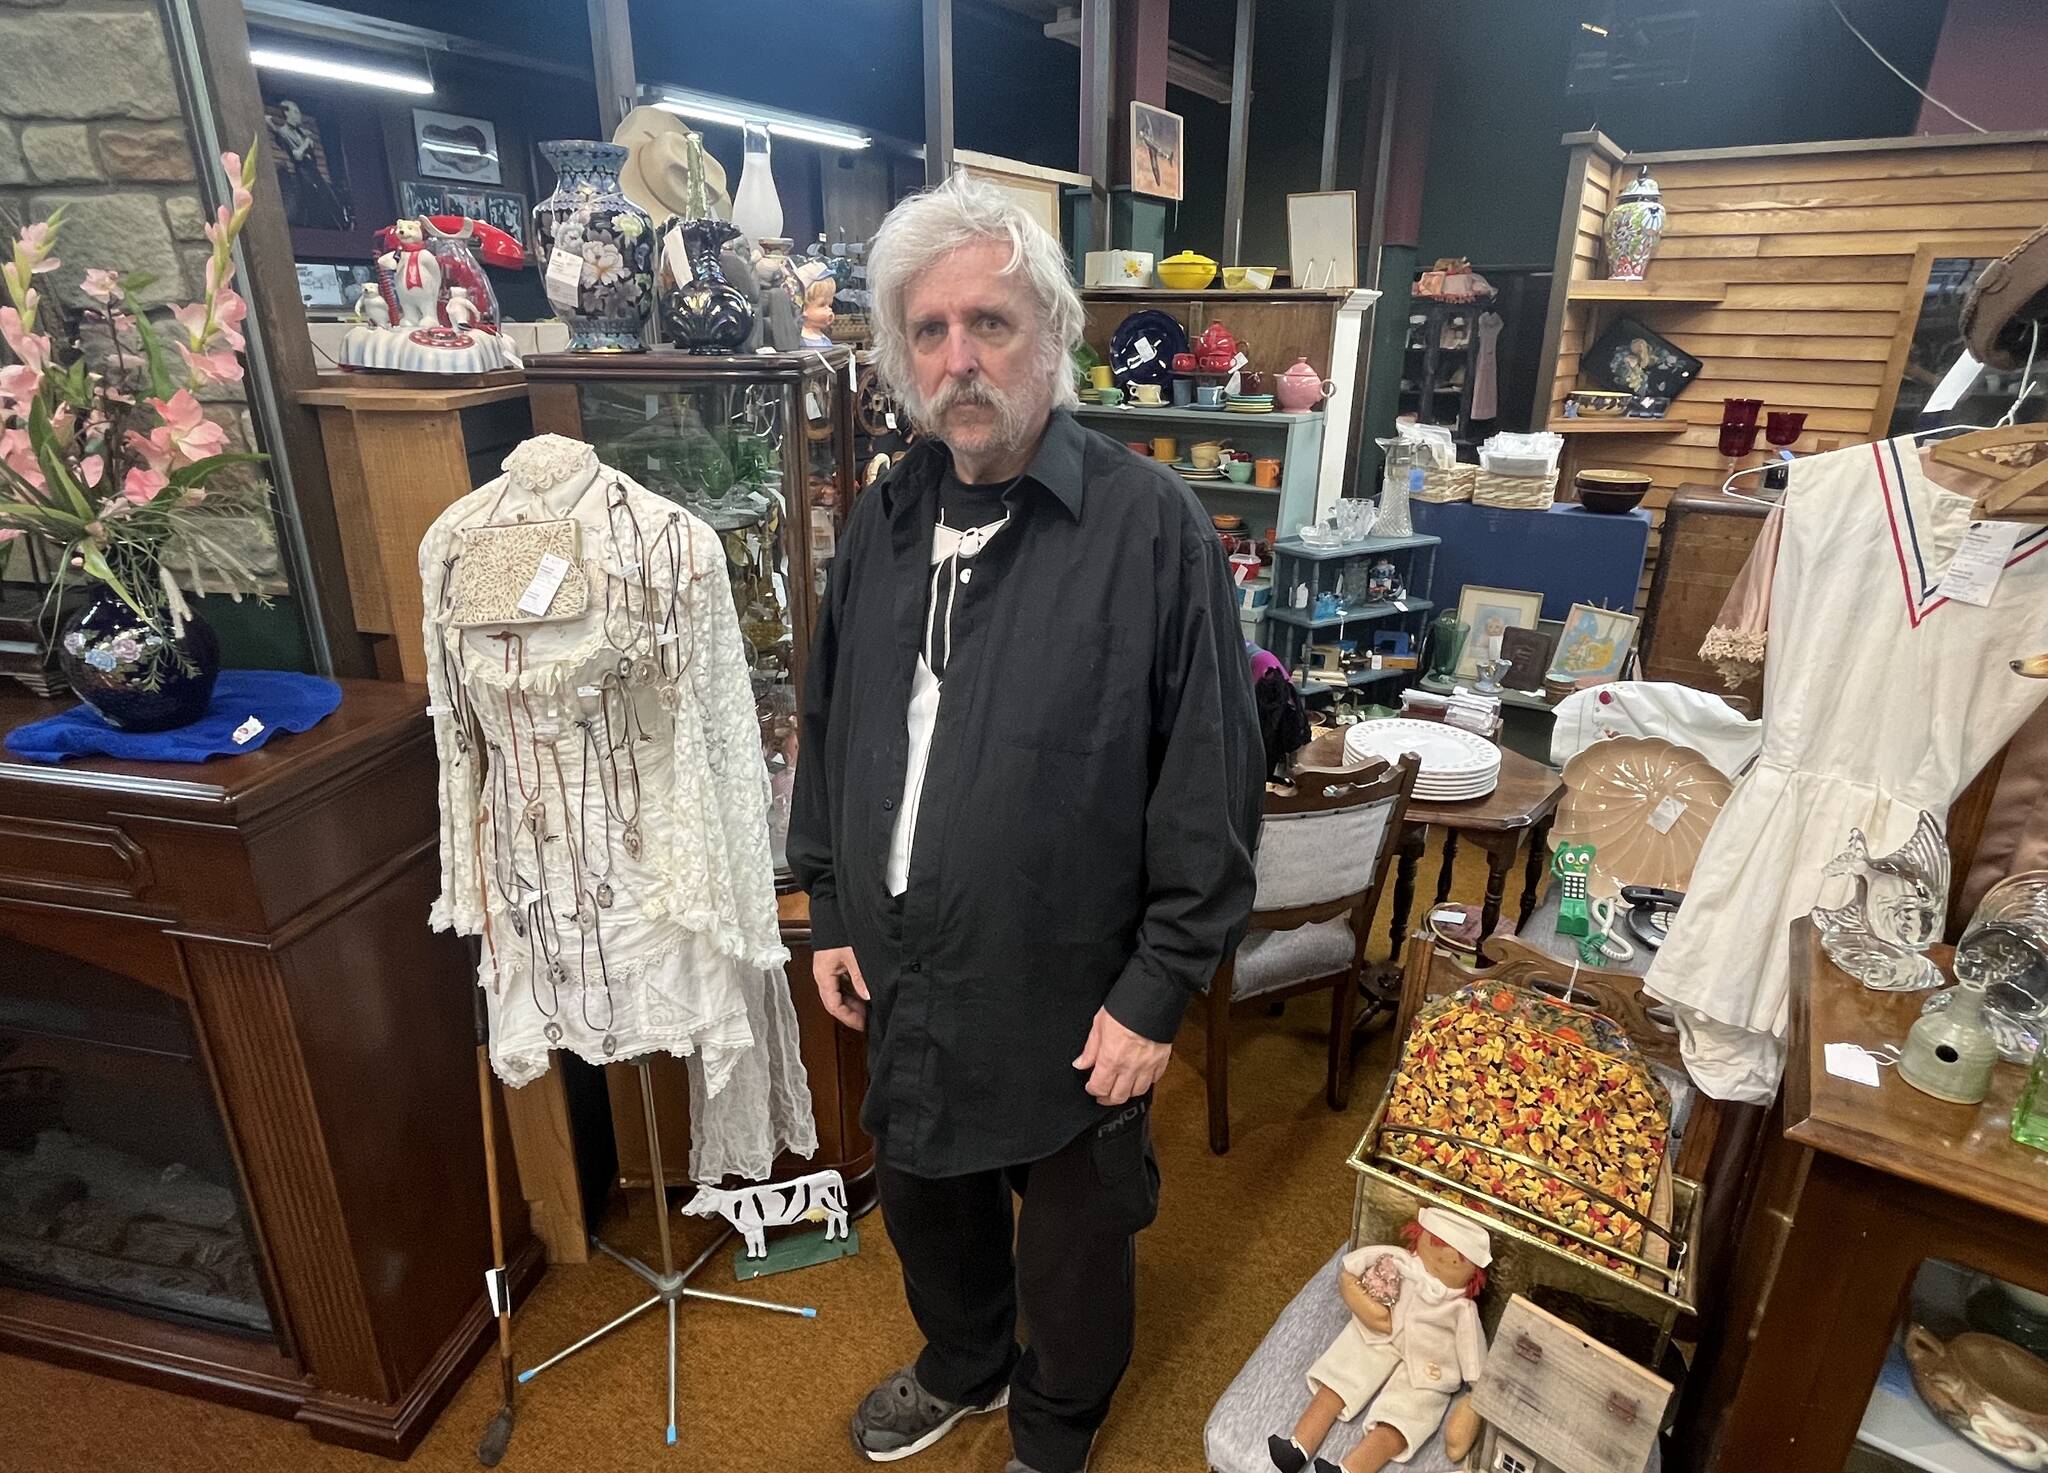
[1275, 355, 1338, 412]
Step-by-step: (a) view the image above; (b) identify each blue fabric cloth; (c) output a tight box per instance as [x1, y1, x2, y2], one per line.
[4, 670, 344, 764]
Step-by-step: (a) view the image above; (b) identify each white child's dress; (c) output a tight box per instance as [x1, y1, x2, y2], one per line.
[1645, 436, 2048, 1102]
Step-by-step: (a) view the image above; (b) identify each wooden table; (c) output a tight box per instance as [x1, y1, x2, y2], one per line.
[1688, 921, 2048, 1472]
[1299, 729, 1565, 959]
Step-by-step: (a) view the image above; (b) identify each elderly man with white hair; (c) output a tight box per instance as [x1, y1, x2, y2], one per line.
[788, 176, 1262, 1471]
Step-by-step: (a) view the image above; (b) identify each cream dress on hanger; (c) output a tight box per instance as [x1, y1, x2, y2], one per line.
[1645, 435, 2048, 1103]
[420, 435, 814, 1181]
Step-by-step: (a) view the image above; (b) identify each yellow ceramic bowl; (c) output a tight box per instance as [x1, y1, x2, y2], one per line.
[1158, 251, 1218, 290]
[1222, 266, 1276, 291]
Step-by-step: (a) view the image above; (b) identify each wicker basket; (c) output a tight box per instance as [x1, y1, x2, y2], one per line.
[1415, 463, 1478, 503]
[1473, 468, 1558, 509]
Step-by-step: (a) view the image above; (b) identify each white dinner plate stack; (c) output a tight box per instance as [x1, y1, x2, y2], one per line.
[1340, 717, 1501, 802]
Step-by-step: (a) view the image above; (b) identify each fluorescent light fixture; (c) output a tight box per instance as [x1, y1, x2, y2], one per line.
[251, 45, 434, 94]
[650, 88, 870, 151]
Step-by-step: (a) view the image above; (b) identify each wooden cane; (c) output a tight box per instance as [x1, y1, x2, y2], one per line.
[473, 987, 517, 1466]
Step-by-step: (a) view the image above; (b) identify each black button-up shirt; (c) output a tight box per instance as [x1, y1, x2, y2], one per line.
[788, 409, 1262, 1177]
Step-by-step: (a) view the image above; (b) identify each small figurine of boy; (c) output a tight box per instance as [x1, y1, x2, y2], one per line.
[1270, 1207, 1491, 1473]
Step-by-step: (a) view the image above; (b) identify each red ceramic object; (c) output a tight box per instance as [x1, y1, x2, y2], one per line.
[1194, 322, 1238, 360]
[1171, 352, 1198, 374]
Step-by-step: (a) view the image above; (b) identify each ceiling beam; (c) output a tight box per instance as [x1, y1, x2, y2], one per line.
[1042, 17, 1233, 103]
[1320, 0, 1347, 191]
[924, 0, 956, 185]
[240, 0, 591, 83]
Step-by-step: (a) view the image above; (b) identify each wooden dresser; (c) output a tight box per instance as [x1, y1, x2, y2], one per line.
[0, 680, 538, 1456]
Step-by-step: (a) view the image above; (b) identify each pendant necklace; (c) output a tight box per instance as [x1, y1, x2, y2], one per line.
[606, 483, 659, 686]
[576, 718, 617, 909]
[545, 740, 590, 925]
[652, 511, 695, 709]
[576, 886, 617, 1053]
[598, 672, 645, 859]
[525, 829, 568, 1041]
[433, 556, 475, 754]
[491, 633, 545, 826]
[486, 757, 534, 934]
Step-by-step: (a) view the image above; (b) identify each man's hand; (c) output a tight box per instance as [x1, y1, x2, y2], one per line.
[813, 946, 869, 1031]
[1072, 1007, 1170, 1105]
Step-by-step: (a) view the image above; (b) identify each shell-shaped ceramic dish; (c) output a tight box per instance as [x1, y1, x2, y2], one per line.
[1906, 1325, 2048, 1469]
[1553, 736, 1732, 900]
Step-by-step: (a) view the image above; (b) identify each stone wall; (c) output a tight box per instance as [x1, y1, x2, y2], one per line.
[0, 0, 278, 591]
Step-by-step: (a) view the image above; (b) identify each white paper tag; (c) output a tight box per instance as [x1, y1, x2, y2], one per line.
[1232, 562, 1250, 586]
[806, 390, 824, 420]
[1941, 520, 2024, 607]
[484, 1267, 509, 1316]
[543, 246, 583, 311]
[1229, 349, 1248, 371]
[1371, 653, 1384, 670]
[1392, 599, 1408, 612]
[656, 630, 682, 645]
[771, 571, 789, 609]
[1824, 1042, 1882, 1088]
[516, 551, 572, 618]
[662, 226, 692, 287]
[1647, 795, 1687, 834]
[885, 410, 897, 430]
[576, 685, 601, 698]
[1428, 906, 1466, 926]
[424, 703, 454, 717]
[1131, 336, 1157, 365]
[231, 715, 264, 745]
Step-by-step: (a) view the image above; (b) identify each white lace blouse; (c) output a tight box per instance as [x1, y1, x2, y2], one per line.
[419, 435, 815, 1182]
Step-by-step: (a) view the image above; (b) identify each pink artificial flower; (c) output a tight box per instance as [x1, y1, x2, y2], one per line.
[149, 390, 228, 465]
[0, 306, 50, 374]
[0, 426, 44, 490]
[0, 362, 38, 410]
[80, 268, 120, 303]
[0, 529, 20, 544]
[125, 426, 172, 472]
[170, 300, 209, 347]
[177, 342, 243, 385]
[121, 466, 167, 503]
[77, 454, 103, 488]
[15, 221, 58, 274]
[213, 287, 247, 351]
[219, 151, 240, 184]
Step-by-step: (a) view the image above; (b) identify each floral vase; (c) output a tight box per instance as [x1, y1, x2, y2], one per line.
[1603, 165, 1666, 281]
[58, 586, 220, 732]
[532, 140, 654, 352]
[661, 216, 754, 355]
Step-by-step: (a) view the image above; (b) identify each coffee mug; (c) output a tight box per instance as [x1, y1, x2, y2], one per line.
[1126, 440, 1152, 456]
[1089, 364, 1114, 390]
[1171, 379, 1194, 406]
[1254, 457, 1281, 488]
[1195, 385, 1226, 408]
[1191, 441, 1222, 469]
[1152, 436, 1178, 461]
[1171, 352, 1198, 374]
[1225, 459, 1253, 483]
[1132, 382, 1164, 405]
[1098, 386, 1124, 406]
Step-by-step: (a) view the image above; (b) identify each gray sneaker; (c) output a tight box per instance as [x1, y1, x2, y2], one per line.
[850, 1365, 1009, 1462]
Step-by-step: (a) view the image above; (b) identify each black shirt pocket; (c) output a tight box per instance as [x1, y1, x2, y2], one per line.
[997, 619, 1128, 754]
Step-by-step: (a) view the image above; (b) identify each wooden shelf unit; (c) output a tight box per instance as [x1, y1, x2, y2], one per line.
[1546, 418, 1689, 435]
[1564, 281, 1727, 304]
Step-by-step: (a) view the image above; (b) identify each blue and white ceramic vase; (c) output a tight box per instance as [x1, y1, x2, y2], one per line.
[532, 141, 654, 351]
[1603, 165, 1666, 282]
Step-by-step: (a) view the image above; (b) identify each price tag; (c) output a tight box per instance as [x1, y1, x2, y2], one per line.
[1130, 335, 1157, 364]
[1392, 599, 1408, 612]
[231, 715, 264, 745]
[543, 246, 583, 311]
[1824, 1042, 1882, 1089]
[663, 225, 693, 287]
[424, 703, 454, 717]
[885, 410, 898, 430]
[576, 685, 601, 698]
[484, 1267, 510, 1316]
[516, 551, 572, 617]
[805, 390, 824, 420]
[1409, 466, 1425, 491]
[771, 571, 789, 609]
[1647, 795, 1688, 834]
[1229, 349, 1248, 371]
[1371, 653, 1384, 670]
[1941, 520, 2024, 607]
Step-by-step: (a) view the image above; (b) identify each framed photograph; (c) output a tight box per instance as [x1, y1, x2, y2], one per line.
[1129, 102, 1182, 201]
[1287, 191, 1358, 290]
[1454, 585, 1543, 680]
[399, 180, 445, 220]
[1498, 626, 1555, 692]
[1580, 314, 1701, 401]
[265, 97, 354, 233]
[414, 108, 501, 184]
[440, 187, 488, 222]
[484, 190, 528, 248]
[1549, 603, 1642, 684]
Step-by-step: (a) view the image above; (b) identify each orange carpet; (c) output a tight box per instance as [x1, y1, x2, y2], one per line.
[2, 834, 1506, 1473]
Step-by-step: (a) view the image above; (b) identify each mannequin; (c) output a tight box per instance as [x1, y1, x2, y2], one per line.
[420, 434, 815, 1181]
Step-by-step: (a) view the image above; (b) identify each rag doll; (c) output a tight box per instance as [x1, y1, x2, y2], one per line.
[1270, 1208, 1491, 1473]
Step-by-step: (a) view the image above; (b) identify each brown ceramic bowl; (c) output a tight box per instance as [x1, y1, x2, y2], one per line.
[1906, 1324, 2048, 1467]
[1575, 469, 1653, 515]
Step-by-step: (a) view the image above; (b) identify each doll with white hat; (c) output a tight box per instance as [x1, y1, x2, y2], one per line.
[1270, 1207, 1492, 1473]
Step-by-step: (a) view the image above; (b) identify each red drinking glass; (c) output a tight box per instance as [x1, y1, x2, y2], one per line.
[1765, 410, 1807, 447]
[1719, 398, 1764, 458]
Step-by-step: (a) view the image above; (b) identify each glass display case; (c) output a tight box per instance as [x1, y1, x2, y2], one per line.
[525, 348, 857, 878]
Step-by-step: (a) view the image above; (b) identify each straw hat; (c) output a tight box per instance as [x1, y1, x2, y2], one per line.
[612, 105, 730, 223]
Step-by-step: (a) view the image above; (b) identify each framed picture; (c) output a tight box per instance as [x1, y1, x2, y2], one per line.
[1549, 603, 1642, 684]
[399, 180, 445, 220]
[1287, 191, 1358, 290]
[414, 108, 502, 185]
[1580, 314, 1701, 401]
[439, 187, 489, 222]
[265, 97, 354, 233]
[484, 190, 528, 248]
[1129, 101, 1182, 201]
[1454, 585, 1543, 680]
[1498, 626, 1555, 692]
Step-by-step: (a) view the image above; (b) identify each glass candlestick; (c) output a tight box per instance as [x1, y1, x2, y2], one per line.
[2016, 1033, 2048, 1152]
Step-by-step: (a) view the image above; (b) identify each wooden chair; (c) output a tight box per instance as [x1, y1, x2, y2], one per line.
[1199, 753, 1418, 1154]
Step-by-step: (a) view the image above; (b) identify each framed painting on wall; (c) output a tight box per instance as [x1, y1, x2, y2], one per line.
[1454, 585, 1543, 680]
[414, 108, 502, 185]
[1130, 101, 1183, 201]
[265, 97, 354, 233]
[484, 191, 528, 247]
[399, 180, 445, 220]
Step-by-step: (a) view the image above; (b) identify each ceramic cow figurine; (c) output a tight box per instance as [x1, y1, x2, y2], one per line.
[679, 1169, 849, 1259]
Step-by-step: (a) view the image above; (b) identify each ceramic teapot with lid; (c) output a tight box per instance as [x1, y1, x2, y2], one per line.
[1276, 355, 1338, 412]
[1194, 321, 1241, 373]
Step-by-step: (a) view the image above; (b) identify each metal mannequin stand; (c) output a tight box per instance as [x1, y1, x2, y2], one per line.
[516, 1060, 818, 1446]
